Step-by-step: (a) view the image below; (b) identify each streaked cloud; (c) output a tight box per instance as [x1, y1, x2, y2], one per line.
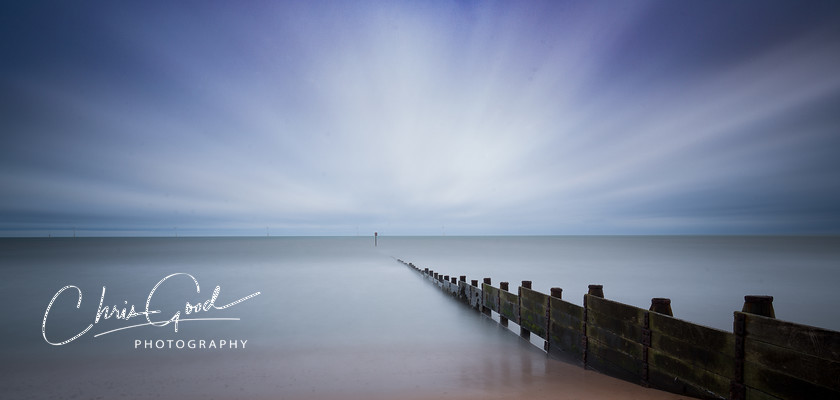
[2, 1, 839, 236]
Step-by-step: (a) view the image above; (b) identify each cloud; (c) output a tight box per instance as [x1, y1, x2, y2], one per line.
[2, 1, 840, 236]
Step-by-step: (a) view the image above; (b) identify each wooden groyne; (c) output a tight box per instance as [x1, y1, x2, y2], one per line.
[396, 259, 840, 400]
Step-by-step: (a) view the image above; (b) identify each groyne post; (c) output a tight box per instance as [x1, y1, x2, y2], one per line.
[482, 278, 492, 316]
[520, 281, 532, 339]
[649, 298, 673, 316]
[500, 282, 510, 327]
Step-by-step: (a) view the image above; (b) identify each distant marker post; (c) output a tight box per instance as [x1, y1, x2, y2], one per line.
[374, 232, 378, 247]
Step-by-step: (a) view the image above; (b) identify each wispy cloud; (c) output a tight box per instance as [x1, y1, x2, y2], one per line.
[2, 1, 839, 236]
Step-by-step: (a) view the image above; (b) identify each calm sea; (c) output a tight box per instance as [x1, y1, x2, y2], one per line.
[1, 236, 838, 399]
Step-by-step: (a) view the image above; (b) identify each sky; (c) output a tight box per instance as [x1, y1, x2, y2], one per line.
[2, 1, 840, 237]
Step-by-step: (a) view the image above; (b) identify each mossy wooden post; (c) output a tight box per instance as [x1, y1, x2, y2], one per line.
[499, 282, 510, 327]
[459, 276, 467, 301]
[519, 281, 532, 339]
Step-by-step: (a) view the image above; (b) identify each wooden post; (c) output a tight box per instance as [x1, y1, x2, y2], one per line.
[550, 287, 563, 299]
[742, 295, 775, 318]
[649, 298, 673, 316]
[374, 231, 378, 246]
[520, 281, 532, 339]
[588, 284, 604, 298]
[499, 282, 509, 326]
[731, 312, 747, 400]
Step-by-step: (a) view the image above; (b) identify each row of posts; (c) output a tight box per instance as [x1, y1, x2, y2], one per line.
[413, 263, 777, 320]
[403, 259, 779, 400]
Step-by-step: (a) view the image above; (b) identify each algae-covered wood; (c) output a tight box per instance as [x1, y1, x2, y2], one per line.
[548, 297, 585, 360]
[585, 294, 646, 326]
[587, 323, 644, 359]
[519, 286, 549, 339]
[482, 284, 500, 314]
[499, 290, 519, 323]
[586, 306, 644, 342]
[550, 297, 584, 330]
[587, 339, 645, 382]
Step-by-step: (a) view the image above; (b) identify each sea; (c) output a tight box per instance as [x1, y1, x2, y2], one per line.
[1, 236, 838, 399]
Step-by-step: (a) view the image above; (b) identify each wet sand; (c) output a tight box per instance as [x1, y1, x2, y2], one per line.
[3, 336, 695, 400]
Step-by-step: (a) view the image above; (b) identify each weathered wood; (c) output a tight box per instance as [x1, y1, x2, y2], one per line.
[587, 339, 645, 382]
[469, 286, 482, 310]
[649, 298, 673, 316]
[587, 323, 645, 359]
[744, 337, 840, 391]
[649, 329, 735, 378]
[740, 312, 840, 361]
[648, 347, 730, 398]
[550, 297, 584, 330]
[549, 324, 585, 360]
[743, 386, 782, 400]
[499, 290, 519, 323]
[648, 366, 727, 400]
[586, 294, 646, 327]
[650, 313, 736, 357]
[743, 359, 840, 400]
[587, 306, 645, 342]
[548, 297, 585, 360]
[482, 284, 500, 314]
[519, 286, 549, 339]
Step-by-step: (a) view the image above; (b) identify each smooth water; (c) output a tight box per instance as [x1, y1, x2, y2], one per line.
[1, 236, 838, 399]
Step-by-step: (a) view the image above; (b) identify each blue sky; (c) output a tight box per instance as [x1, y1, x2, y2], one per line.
[2, 1, 840, 236]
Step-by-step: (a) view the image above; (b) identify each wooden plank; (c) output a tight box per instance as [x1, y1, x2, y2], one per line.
[649, 329, 735, 378]
[548, 324, 585, 361]
[744, 386, 782, 400]
[585, 294, 647, 326]
[647, 367, 727, 400]
[587, 307, 644, 342]
[499, 290, 519, 322]
[587, 339, 645, 382]
[740, 312, 840, 360]
[482, 284, 500, 314]
[587, 324, 644, 359]
[648, 347, 730, 398]
[469, 286, 482, 310]
[744, 337, 840, 391]
[650, 313, 735, 357]
[550, 297, 584, 330]
[743, 360, 840, 400]
[519, 287, 549, 339]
